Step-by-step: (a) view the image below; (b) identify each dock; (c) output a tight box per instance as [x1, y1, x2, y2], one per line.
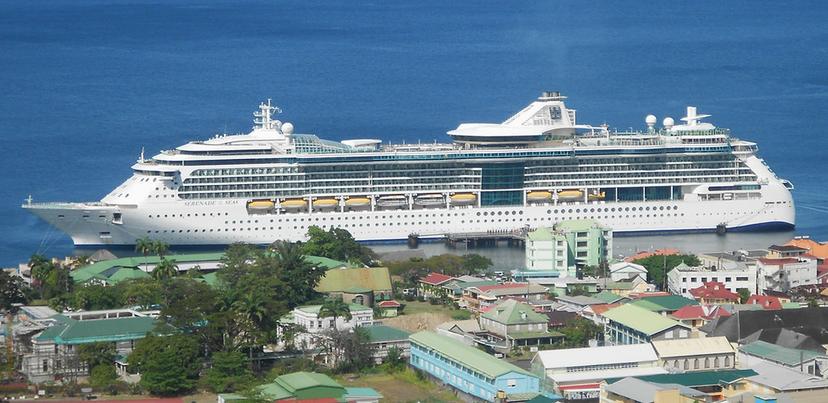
[444, 229, 529, 248]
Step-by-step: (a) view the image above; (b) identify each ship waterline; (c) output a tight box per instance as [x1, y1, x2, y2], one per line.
[23, 92, 795, 246]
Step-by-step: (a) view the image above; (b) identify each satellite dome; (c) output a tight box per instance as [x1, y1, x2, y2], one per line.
[281, 122, 294, 134]
[663, 117, 675, 129]
[645, 114, 657, 127]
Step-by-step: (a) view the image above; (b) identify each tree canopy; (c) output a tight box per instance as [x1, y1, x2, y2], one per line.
[129, 334, 201, 396]
[632, 254, 701, 289]
[301, 226, 376, 266]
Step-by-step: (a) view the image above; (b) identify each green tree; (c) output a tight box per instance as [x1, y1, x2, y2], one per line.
[152, 258, 178, 281]
[44, 264, 73, 299]
[0, 270, 30, 310]
[29, 254, 53, 294]
[152, 240, 170, 259]
[72, 285, 120, 311]
[302, 226, 376, 265]
[89, 364, 118, 390]
[559, 317, 602, 348]
[383, 346, 405, 372]
[318, 298, 352, 331]
[321, 327, 373, 373]
[737, 288, 751, 304]
[135, 237, 154, 271]
[78, 342, 115, 369]
[129, 334, 200, 396]
[203, 351, 254, 393]
[633, 254, 701, 290]
[117, 278, 163, 309]
[461, 254, 493, 274]
[159, 278, 218, 334]
[272, 241, 322, 306]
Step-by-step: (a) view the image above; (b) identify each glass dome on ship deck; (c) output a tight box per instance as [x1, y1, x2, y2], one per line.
[291, 134, 357, 154]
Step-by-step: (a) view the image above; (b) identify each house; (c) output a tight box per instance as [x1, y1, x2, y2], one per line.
[363, 325, 410, 364]
[530, 344, 665, 401]
[605, 370, 758, 403]
[629, 295, 698, 315]
[580, 303, 622, 326]
[597, 276, 655, 298]
[592, 290, 627, 304]
[20, 309, 167, 383]
[728, 361, 828, 398]
[409, 331, 542, 402]
[290, 304, 374, 350]
[609, 261, 648, 282]
[463, 283, 548, 313]
[375, 300, 401, 318]
[435, 319, 481, 344]
[602, 304, 691, 345]
[757, 251, 817, 293]
[600, 377, 710, 403]
[624, 248, 680, 263]
[553, 295, 606, 313]
[316, 267, 393, 306]
[218, 371, 382, 403]
[651, 337, 736, 372]
[478, 299, 563, 350]
[533, 277, 599, 297]
[689, 281, 741, 304]
[417, 272, 454, 299]
[667, 262, 757, 297]
[739, 341, 827, 376]
[544, 310, 578, 329]
[746, 295, 784, 310]
[442, 279, 498, 305]
[669, 304, 731, 330]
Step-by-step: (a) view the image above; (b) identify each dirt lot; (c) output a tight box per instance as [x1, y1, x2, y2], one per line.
[381, 300, 465, 332]
[337, 369, 460, 403]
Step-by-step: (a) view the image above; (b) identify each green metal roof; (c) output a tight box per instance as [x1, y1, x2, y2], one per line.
[107, 268, 151, 283]
[275, 371, 343, 393]
[315, 267, 392, 294]
[344, 387, 382, 399]
[364, 325, 411, 343]
[527, 227, 558, 241]
[630, 295, 698, 312]
[593, 290, 625, 303]
[36, 316, 166, 345]
[606, 369, 758, 387]
[409, 331, 536, 379]
[481, 299, 548, 325]
[739, 341, 825, 366]
[555, 219, 608, 232]
[602, 304, 688, 336]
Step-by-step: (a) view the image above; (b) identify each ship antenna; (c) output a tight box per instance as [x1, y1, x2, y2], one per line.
[139, 147, 145, 162]
[26, 195, 32, 205]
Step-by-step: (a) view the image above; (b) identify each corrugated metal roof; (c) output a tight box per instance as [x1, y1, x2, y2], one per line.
[316, 267, 392, 293]
[36, 316, 165, 344]
[602, 304, 688, 335]
[739, 340, 825, 366]
[364, 325, 411, 343]
[533, 343, 658, 369]
[481, 299, 548, 325]
[651, 336, 734, 358]
[410, 331, 535, 379]
[606, 369, 758, 387]
[630, 295, 698, 312]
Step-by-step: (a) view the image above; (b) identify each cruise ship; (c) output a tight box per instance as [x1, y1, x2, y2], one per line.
[24, 92, 795, 247]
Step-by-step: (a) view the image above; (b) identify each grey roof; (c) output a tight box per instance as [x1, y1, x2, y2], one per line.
[604, 377, 706, 403]
[702, 307, 828, 345]
[746, 362, 828, 391]
[555, 295, 605, 306]
[740, 328, 828, 353]
[20, 306, 59, 321]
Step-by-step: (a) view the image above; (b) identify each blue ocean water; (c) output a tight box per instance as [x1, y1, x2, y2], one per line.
[1, 0, 827, 266]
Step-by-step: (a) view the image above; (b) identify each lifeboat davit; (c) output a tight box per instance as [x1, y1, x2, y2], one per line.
[280, 199, 307, 210]
[345, 197, 371, 207]
[526, 191, 552, 202]
[313, 198, 338, 208]
[247, 200, 275, 210]
[414, 194, 445, 206]
[556, 190, 584, 201]
[450, 193, 477, 205]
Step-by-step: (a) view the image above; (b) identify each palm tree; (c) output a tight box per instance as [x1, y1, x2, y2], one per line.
[232, 291, 269, 362]
[135, 237, 154, 272]
[151, 258, 178, 281]
[318, 297, 352, 331]
[152, 240, 170, 259]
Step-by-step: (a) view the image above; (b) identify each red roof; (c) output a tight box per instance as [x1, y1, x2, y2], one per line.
[558, 383, 601, 391]
[629, 291, 671, 299]
[688, 282, 740, 301]
[758, 257, 801, 265]
[746, 295, 783, 310]
[377, 300, 401, 308]
[671, 304, 731, 320]
[419, 272, 454, 285]
[624, 248, 681, 262]
[476, 282, 531, 292]
[589, 303, 622, 316]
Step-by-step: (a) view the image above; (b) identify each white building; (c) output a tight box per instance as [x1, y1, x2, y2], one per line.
[609, 261, 648, 282]
[530, 343, 666, 401]
[667, 262, 757, 297]
[651, 337, 736, 372]
[757, 256, 817, 293]
[289, 303, 374, 350]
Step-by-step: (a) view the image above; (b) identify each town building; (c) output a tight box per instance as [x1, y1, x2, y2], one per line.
[417, 272, 454, 299]
[435, 319, 481, 344]
[667, 262, 757, 297]
[651, 337, 736, 372]
[375, 300, 401, 318]
[739, 340, 827, 376]
[699, 307, 828, 351]
[363, 325, 411, 365]
[786, 236, 828, 261]
[20, 309, 167, 383]
[597, 276, 654, 297]
[608, 261, 648, 282]
[315, 266, 393, 306]
[604, 370, 758, 403]
[745, 295, 784, 310]
[462, 283, 548, 313]
[218, 371, 382, 403]
[669, 304, 731, 330]
[688, 281, 741, 304]
[757, 254, 817, 293]
[290, 304, 374, 350]
[523, 219, 612, 278]
[602, 304, 691, 345]
[554, 295, 607, 313]
[409, 331, 542, 402]
[530, 344, 665, 401]
[600, 377, 710, 403]
[478, 299, 563, 350]
[727, 361, 828, 398]
[442, 277, 498, 304]
[629, 295, 698, 315]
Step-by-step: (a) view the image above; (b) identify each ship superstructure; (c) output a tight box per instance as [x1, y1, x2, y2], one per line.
[24, 93, 795, 246]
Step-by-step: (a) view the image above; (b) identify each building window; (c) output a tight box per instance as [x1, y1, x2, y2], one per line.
[694, 359, 699, 369]
[507, 379, 517, 388]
